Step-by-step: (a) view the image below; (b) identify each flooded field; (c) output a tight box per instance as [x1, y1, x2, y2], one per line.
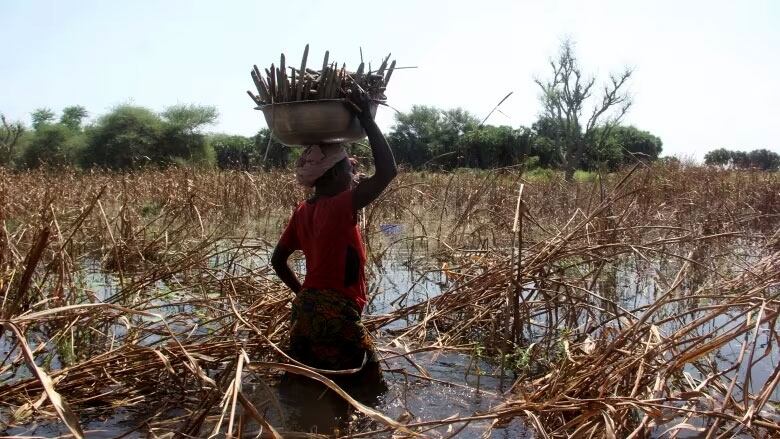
[1, 166, 779, 438]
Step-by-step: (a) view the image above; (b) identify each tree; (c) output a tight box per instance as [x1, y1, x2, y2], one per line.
[747, 149, 780, 171]
[439, 109, 480, 168]
[731, 151, 750, 169]
[23, 123, 83, 168]
[60, 106, 89, 130]
[157, 124, 215, 166]
[704, 148, 732, 167]
[31, 108, 55, 129]
[212, 134, 256, 169]
[612, 126, 662, 162]
[82, 104, 218, 169]
[458, 125, 532, 169]
[388, 105, 444, 168]
[161, 104, 218, 134]
[253, 129, 290, 169]
[587, 125, 663, 170]
[81, 105, 164, 169]
[530, 117, 564, 168]
[1, 114, 25, 167]
[703, 148, 779, 171]
[536, 39, 632, 180]
[387, 106, 480, 169]
[158, 104, 218, 166]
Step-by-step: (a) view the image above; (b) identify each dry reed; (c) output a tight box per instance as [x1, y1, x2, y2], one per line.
[0, 164, 778, 437]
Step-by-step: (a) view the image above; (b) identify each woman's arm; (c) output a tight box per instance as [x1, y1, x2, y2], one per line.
[271, 245, 302, 294]
[351, 95, 398, 210]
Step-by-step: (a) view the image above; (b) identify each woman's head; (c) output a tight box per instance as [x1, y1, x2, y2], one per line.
[314, 157, 355, 191]
[295, 144, 349, 188]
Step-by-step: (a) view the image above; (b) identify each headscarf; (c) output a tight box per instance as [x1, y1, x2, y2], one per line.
[294, 144, 349, 187]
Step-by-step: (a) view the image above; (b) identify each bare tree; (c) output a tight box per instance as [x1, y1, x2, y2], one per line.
[1, 114, 24, 167]
[536, 39, 632, 180]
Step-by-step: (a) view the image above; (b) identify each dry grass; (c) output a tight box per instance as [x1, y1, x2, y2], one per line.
[0, 164, 778, 437]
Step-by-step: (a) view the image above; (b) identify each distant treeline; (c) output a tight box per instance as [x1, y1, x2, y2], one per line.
[0, 104, 665, 172]
[4, 40, 775, 175]
[704, 148, 779, 171]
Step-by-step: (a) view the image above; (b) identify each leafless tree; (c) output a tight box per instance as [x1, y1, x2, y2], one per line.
[536, 39, 632, 180]
[1, 114, 24, 167]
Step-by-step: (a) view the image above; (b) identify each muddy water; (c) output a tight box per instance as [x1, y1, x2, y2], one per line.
[251, 235, 529, 437]
[1, 229, 529, 438]
[3, 224, 778, 437]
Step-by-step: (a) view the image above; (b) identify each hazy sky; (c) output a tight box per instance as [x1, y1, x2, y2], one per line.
[2, 0, 778, 158]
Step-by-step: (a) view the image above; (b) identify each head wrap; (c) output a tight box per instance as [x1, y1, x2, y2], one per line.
[294, 144, 349, 187]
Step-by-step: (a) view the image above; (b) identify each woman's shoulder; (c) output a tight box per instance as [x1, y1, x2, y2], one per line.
[319, 189, 353, 209]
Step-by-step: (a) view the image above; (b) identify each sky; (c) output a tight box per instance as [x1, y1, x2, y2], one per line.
[1, 0, 779, 159]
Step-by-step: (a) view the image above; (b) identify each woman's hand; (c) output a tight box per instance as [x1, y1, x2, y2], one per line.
[346, 83, 373, 122]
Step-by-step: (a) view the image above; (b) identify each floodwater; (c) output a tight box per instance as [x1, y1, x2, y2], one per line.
[2, 223, 778, 437]
[1, 224, 528, 438]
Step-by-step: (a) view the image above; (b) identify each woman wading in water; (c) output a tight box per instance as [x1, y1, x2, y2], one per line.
[271, 88, 396, 429]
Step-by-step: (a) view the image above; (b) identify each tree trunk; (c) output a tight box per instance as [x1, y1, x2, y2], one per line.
[564, 142, 577, 182]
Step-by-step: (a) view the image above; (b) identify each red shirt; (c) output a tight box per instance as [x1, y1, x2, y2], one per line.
[278, 190, 367, 310]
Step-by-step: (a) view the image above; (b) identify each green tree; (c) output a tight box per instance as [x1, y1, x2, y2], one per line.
[530, 117, 564, 168]
[161, 104, 218, 133]
[458, 125, 532, 168]
[587, 125, 663, 170]
[1, 114, 25, 167]
[157, 125, 215, 166]
[82, 104, 217, 169]
[731, 151, 750, 169]
[158, 104, 218, 166]
[253, 129, 290, 169]
[611, 126, 662, 162]
[387, 106, 480, 169]
[439, 109, 480, 168]
[31, 108, 55, 129]
[536, 39, 632, 180]
[704, 148, 733, 167]
[388, 105, 443, 168]
[211, 134, 256, 169]
[23, 123, 84, 168]
[583, 136, 623, 171]
[747, 149, 780, 171]
[81, 105, 164, 169]
[529, 136, 561, 168]
[704, 148, 779, 170]
[60, 106, 89, 130]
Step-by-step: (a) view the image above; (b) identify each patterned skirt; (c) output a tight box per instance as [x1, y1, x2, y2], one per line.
[289, 288, 379, 371]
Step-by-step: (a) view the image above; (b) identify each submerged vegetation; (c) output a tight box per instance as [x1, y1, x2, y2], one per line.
[0, 163, 778, 437]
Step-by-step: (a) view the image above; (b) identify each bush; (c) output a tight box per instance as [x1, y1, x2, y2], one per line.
[458, 126, 532, 169]
[23, 123, 84, 168]
[574, 170, 597, 182]
[524, 167, 557, 181]
[253, 129, 291, 169]
[704, 148, 779, 171]
[157, 125, 214, 167]
[81, 104, 217, 169]
[212, 134, 255, 169]
[81, 105, 163, 169]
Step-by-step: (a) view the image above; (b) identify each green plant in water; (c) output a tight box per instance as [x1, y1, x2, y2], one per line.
[56, 335, 76, 367]
[465, 342, 486, 392]
[508, 345, 534, 374]
[552, 328, 574, 365]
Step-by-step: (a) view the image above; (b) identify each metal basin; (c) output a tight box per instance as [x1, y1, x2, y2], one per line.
[257, 99, 378, 146]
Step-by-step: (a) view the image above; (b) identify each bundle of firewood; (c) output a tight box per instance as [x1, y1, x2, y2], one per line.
[247, 45, 394, 107]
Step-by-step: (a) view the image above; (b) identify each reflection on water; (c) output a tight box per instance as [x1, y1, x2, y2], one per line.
[3, 224, 778, 437]
[244, 350, 527, 438]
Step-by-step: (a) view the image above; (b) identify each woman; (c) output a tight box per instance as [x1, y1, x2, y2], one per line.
[271, 90, 397, 402]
